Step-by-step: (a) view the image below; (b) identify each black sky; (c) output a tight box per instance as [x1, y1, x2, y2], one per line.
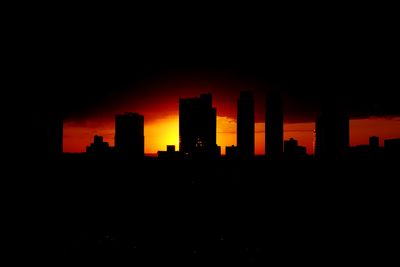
[21, 5, 400, 122]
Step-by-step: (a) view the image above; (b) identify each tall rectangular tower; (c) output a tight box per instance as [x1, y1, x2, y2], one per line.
[237, 91, 255, 159]
[179, 93, 218, 158]
[265, 91, 283, 160]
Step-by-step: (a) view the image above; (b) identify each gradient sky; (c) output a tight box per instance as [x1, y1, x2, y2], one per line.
[62, 75, 400, 155]
[29, 22, 399, 156]
[21, 6, 400, 159]
[59, 67, 400, 155]
[58, 60, 400, 155]
[64, 115, 400, 155]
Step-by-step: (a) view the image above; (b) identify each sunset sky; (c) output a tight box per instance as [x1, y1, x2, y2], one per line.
[62, 75, 400, 155]
[29, 18, 399, 155]
[63, 114, 400, 155]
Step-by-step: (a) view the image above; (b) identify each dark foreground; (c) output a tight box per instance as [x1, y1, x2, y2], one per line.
[14, 159, 399, 264]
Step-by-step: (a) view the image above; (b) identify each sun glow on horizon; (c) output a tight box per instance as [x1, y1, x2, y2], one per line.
[147, 115, 241, 154]
[63, 116, 400, 155]
[145, 116, 179, 153]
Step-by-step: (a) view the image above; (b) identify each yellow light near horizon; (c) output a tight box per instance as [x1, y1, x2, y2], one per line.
[217, 116, 236, 154]
[145, 115, 239, 154]
[145, 116, 180, 154]
[63, 116, 400, 155]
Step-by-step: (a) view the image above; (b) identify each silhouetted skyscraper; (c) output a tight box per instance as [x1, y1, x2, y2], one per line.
[315, 105, 349, 159]
[265, 91, 283, 160]
[179, 93, 219, 158]
[237, 91, 254, 159]
[115, 112, 144, 159]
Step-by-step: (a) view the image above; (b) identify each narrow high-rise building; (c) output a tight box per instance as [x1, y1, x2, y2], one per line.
[179, 93, 219, 158]
[265, 91, 283, 160]
[115, 112, 144, 159]
[237, 91, 255, 159]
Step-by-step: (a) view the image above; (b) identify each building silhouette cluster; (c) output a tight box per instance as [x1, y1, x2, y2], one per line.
[86, 135, 112, 159]
[157, 145, 182, 160]
[284, 138, 307, 160]
[34, 89, 400, 161]
[225, 145, 239, 160]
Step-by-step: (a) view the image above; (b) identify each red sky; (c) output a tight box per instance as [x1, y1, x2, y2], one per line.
[62, 73, 400, 155]
[64, 114, 400, 155]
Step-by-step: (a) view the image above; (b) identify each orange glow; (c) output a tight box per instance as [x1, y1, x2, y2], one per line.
[217, 116, 236, 154]
[64, 116, 400, 155]
[63, 121, 114, 153]
[284, 122, 315, 154]
[64, 116, 244, 154]
[145, 116, 179, 154]
[350, 117, 400, 146]
[255, 123, 265, 155]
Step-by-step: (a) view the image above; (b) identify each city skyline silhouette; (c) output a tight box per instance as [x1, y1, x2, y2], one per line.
[17, 8, 400, 263]
[35, 89, 400, 161]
